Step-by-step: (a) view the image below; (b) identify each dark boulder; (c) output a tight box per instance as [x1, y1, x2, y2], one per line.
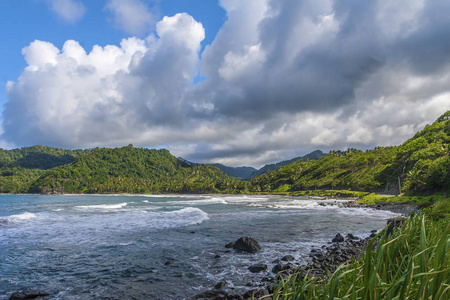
[272, 263, 294, 274]
[192, 289, 229, 300]
[346, 233, 359, 240]
[281, 255, 295, 261]
[8, 290, 51, 300]
[332, 233, 344, 243]
[225, 242, 234, 249]
[243, 289, 270, 299]
[214, 281, 228, 289]
[233, 237, 261, 253]
[248, 263, 268, 273]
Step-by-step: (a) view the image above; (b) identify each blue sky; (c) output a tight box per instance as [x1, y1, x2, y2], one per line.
[1, 0, 449, 167]
[0, 0, 225, 112]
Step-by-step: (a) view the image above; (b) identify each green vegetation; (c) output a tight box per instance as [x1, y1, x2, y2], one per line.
[250, 111, 450, 195]
[273, 214, 450, 299]
[28, 146, 247, 194]
[0, 145, 89, 193]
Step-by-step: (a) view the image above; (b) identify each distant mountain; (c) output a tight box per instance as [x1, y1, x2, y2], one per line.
[211, 164, 257, 180]
[249, 150, 326, 178]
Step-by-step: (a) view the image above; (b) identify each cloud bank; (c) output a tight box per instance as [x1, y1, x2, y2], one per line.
[4, 0, 450, 167]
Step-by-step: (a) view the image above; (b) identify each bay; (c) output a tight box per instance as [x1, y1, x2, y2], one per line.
[0, 194, 398, 299]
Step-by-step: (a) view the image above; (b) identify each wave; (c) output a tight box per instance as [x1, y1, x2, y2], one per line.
[1, 212, 37, 224]
[248, 199, 353, 209]
[163, 207, 210, 226]
[75, 202, 129, 210]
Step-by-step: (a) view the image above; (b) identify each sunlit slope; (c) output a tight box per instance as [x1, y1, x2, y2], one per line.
[30, 146, 247, 194]
[250, 111, 450, 194]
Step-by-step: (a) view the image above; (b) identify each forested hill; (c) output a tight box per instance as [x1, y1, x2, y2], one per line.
[0, 146, 90, 193]
[29, 146, 246, 194]
[250, 111, 450, 194]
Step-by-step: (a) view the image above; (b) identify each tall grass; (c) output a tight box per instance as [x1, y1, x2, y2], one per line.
[272, 215, 449, 299]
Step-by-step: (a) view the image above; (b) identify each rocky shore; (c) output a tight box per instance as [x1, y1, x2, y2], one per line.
[192, 201, 414, 300]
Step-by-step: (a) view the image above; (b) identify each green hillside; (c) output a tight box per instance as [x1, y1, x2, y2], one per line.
[29, 145, 246, 194]
[250, 111, 450, 194]
[0, 145, 89, 193]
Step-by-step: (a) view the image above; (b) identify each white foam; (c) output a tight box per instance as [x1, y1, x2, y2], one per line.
[164, 207, 209, 225]
[3, 212, 37, 223]
[148, 198, 226, 206]
[75, 202, 128, 210]
[249, 199, 353, 210]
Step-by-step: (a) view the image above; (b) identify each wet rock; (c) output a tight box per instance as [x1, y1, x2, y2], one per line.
[214, 281, 228, 289]
[233, 237, 261, 253]
[332, 233, 344, 243]
[214, 255, 221, 259]
[346, 233, 359, 240]
[281, 255, 295, 261]
[192, 289, 229, 300]
[8, 290, 51, 300]
[225, 242, 234, 249]
[248, 263, 268, 273]
[243, 289, 270, 299]
[272, 263, 294, 274]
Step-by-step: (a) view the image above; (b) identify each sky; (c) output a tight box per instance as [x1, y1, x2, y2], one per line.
[0, 0, 449, 168]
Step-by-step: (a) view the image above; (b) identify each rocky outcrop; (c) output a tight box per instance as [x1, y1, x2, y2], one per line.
[332, 233, 344, 243]
[233, 237, 261, 253]
[248, 263, 268, 273]
[8, 290, 51, 300]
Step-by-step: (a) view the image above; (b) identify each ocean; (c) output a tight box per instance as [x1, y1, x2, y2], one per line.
[0, 194, 399, 299]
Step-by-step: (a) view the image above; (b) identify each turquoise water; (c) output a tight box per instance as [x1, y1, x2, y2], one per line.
[0, 194, 399, 299]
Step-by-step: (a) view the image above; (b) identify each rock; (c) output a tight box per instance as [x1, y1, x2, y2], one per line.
[248, 263, 268, 273]
[281, 255, 295, 261]
[193, 290, 229, 300]
[271, 263, 294, 274]
[332, 233, 344, 243]
[225, 242, 234, 248]
[164, 261, 171, 266]
[243, 289, 270, 299]
[346, 233, 359, 240]
[8, 290, 51, 300]
[214, 281, 228, 289]
[214, 254, 221, 259]
[233, 237, 261, 253]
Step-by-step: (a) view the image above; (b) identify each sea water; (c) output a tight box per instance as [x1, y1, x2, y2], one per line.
[0, 194, 399, 299]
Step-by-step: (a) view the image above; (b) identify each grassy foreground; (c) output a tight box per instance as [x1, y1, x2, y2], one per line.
[272, 213, 449, 299]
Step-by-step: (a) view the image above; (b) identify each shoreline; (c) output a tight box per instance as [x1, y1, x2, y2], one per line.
[192, 201, 416, 300]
